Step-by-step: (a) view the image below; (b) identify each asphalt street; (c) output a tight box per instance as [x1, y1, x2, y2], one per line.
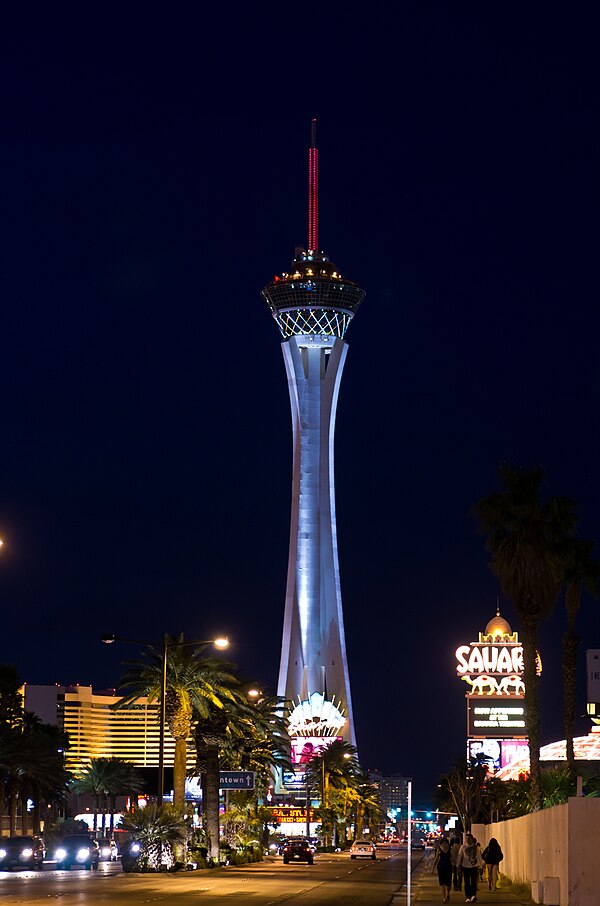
[0, 851, 420, 905]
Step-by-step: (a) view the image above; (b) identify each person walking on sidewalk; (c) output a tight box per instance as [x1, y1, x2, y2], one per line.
[456, 833, 480, 902]
[482, 837, 504, 891]
[432, 836, 453, 903]
[450, 836, 462, 892]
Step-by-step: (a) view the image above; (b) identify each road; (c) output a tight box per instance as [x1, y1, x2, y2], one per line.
[0, 851, 424, 905]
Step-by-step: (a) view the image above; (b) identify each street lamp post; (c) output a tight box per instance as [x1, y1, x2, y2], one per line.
[102, 633, 229, 804]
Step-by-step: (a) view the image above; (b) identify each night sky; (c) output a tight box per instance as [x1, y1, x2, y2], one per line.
[2, 7, 599, 807]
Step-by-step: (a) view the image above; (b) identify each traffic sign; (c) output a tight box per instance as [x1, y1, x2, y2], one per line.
[218, 771, 255, 790]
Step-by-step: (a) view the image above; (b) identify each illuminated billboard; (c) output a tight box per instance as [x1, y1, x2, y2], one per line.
[500, 739, 529, 767]
[467, 739, 502, 771]
[290, 736, 341, 766]
[282, 770, 307, 790]
[467, 698, 526, 738]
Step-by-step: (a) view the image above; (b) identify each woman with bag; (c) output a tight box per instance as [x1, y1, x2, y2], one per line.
[482, 838, 504, 891]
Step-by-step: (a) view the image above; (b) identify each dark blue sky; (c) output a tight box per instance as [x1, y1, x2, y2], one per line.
[1, 5, 599, 805]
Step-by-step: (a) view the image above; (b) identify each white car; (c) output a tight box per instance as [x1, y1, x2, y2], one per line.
[349, 840, 376, 860]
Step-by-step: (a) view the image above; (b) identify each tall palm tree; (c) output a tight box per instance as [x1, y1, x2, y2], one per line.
[306, 739, 358, 845]
[562, 538, 600, 772]
[115, 634, 240, 810]
[19, 720, 70, 836]
[348, 769, 383, 840]
[196, 706, 230, 862]
[473, 463, 577, 809]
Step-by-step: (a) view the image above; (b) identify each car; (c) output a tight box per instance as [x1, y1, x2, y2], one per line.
[282, 839, 314, 865]
[350, 839, 376, 859]
[96, 838, 119, 861]
[53, 835, 100, 870]
[0, 835, 45, 870]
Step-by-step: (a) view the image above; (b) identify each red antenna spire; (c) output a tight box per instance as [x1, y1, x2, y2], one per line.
[308, 118, 319, 252]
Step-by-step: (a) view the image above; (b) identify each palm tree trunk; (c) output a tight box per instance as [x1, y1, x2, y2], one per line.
[8, 784, 17, 835]
[522, 617, 542, 809]
[173, 737, 187, 811]
[33, 791, 41, 836]
[563, 628, 579, 773]
[203, 744, 220, 862]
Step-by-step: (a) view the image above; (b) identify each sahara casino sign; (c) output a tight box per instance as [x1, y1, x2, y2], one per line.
[455, 611, 525, 697]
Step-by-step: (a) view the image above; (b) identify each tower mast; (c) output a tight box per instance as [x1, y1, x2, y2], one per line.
[308, 118, 319, 252]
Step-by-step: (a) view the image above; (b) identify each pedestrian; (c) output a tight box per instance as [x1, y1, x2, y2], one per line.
[450, 836, 462, 891]
[433, 836, 453, 903]
[456, 833, 481, 902]
[482, 837, 504, 891]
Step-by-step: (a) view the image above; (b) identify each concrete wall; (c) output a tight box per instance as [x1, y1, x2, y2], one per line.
[473, 797, 600, 905]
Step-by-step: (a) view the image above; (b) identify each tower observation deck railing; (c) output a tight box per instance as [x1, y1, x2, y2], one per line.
[262, 249, 365, 339]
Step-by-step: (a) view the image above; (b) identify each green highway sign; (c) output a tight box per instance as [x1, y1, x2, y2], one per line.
[218, 771, 255, 790]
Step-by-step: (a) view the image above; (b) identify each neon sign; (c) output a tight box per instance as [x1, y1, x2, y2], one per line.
[288, 691, 346, 736]
[456, 645, 523, 676]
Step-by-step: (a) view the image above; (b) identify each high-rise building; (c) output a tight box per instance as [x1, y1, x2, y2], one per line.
[24, 684, 193, 778]
[262, 121, 365, 756]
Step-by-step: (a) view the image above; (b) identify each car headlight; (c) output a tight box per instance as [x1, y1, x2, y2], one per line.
[101, 847, 111, 856]
[55, 848, 67, 861]
[130, 843, 141, 855]
[0, 849, 6, 859]
[21, 848, 34, 858]
[77, 848, 90, 861]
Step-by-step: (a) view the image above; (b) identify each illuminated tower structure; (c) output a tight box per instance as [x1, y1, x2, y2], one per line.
[262, 121, 365, 752]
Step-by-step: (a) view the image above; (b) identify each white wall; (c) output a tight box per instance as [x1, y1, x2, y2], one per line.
[473, 797, 600, 905]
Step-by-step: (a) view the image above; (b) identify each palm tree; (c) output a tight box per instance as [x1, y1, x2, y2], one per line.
[72, 757, 143, 834]
[118, 802, 188, 870]
[115, 634, 240, 810]
[196, 706, 230, 862]
[348, 770, 383, 840]
[19, 720, 70, 835]
[71, 759, 111, 833]
[306, 739, 358, 845]
[0, 665, 24, 727]
[562, 539, 600, 772]
[473, 463, 576, 809]
[220, 694, 292, 804]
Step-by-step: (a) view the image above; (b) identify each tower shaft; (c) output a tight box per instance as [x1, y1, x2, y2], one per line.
[276, 335, 356, 746]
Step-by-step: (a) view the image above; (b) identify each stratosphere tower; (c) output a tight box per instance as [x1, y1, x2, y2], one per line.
[262, 121, 365, 748]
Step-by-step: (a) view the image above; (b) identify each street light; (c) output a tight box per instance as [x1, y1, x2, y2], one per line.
[102, 633, 229, 804]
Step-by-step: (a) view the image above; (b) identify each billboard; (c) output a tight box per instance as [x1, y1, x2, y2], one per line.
[467, 697, 526, 737]
[468, 738, 530, 773]
[282, 770, 307, 790]
[500, 739, 529, 768]
[467, 739, 502, 772]
[290, 736, 341, 766]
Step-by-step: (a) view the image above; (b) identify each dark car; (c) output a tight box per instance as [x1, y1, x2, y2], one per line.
[53, 835, 100, 870]
[0, 836, 45, 870]
[282, 839, 314, 865]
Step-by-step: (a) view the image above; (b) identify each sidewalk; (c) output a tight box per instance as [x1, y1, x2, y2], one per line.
[392, 851, 530, 906]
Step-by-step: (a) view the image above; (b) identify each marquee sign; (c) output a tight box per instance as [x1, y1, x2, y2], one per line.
[467, 698, 526, 737]
[271, 805, 314, 825]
